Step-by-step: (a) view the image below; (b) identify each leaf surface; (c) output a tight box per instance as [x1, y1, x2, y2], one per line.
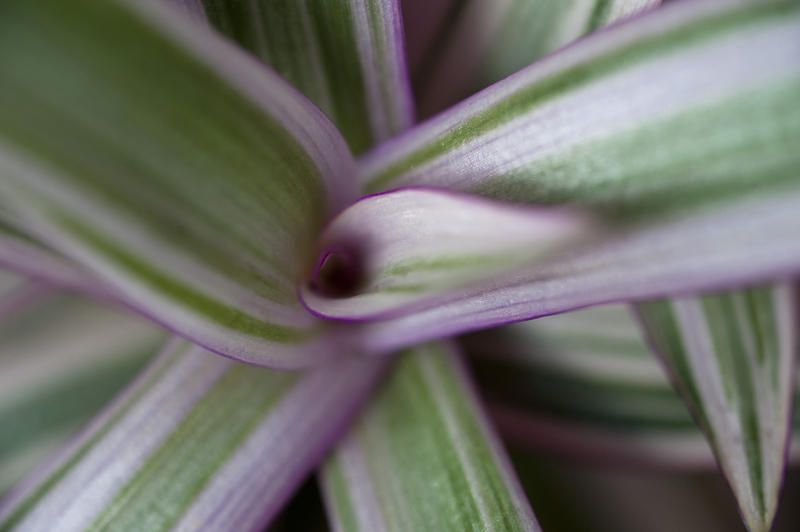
[0, 339, 386, 532]
[202, 0, 414, 153]
[0, 290, 166, 495]
[0, 0, 358, 367]
[414, 0, 660, 117]
[320, 341, 540, 532]
[636, 285, 798, 532]
[301, 188, 800, 351]
[362, 0, 800, 213]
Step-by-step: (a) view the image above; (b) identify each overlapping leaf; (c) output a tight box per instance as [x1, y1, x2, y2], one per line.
[302, 186, 800, 352]
[0, 273, 47, 323]
[0, 290, 166, 495]
[202, 0, 414, 153]
[463, 304, 800, 470]
[0, 0, 360, 368]
[413, 0, 660, 117]
[362, 0, 800, 207]
[0, 218, 100, 297]
[636, 285, 798, 532]
[320, 341, 539, 532]
[400, 2, 798, 529]
[300, 188, 588, 320]
[2, 3, 799, 531]
[298, 0, 800, 349]
[0, 339, 386, 531]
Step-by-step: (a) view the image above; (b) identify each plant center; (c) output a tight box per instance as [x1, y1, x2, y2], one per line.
[308, 247, 365, 298]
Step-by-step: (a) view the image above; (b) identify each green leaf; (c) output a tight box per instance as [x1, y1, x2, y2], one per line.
[300, 188, 588, 323]
[320, 341, 540, 532]
[414, 0, 660, 117]
[362, 0, 800, 217]
[302, 186, 800, 352]
[0, 218, 100, 297]
[202, 0, 414, 154]
[0, 290, 166, 495]
[636, 285, 798, 532]
[0, 339, 386, 531]
[463, 304, 800, 470]
[0, 0, 358, 368]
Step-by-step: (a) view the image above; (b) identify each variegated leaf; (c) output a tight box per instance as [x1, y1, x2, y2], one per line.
[202, 0, 414, 153]
[0, 219, 101, 297]
[414, 0, 660, 117]
[0, 290, 166, 494]
[635, 285, 798, 532]
[0, 339, 386, 531]
[362, 0, 800, 211]
[0, 0, 358, 368]
[320, 341, 540, 532]
[301, 187, 800, 352]
[463, 304, 800, 470]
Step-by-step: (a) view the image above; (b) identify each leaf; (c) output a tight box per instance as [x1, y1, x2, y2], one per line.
[300, 187, 800, 351]
[202, 0, 414, 154]
[0, 338, 386, 531]
[0, 219, 101, 297]
[0, 275, 48, 323]
[361, 0, 800, 211]
[300, 188, 588, 320]
[462, 304, 800, 470]
[319, 341, 540, 532]
[163, 0, 207, 24]
[635, 285, 798, 532]
[414, 0, 661, 117]
[0, 0, 358, 368]
[0, 291, 166, 495]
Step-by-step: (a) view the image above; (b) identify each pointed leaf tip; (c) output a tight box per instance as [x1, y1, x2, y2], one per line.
[635, 284, 798, 532]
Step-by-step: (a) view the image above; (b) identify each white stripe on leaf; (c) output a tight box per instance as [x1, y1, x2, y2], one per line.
[635, 284, 798, 532]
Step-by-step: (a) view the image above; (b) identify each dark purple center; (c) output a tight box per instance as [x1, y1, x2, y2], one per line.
[309, 247, 364, 298]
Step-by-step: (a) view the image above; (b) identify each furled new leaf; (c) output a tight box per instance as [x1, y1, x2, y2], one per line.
[302, 187, 800, 352]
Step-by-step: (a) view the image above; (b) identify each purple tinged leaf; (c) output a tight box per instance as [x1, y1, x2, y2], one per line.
[161, 0, 207, 24]
[0, 290, 166, 494]
[320, 341, 540, 532]
[201, 0, 414, 154]
[300, 188, 589, 320]
[0, 279, 50, 323]
[414, 0, 662, 118]
[301, 187, 800, 352]
[635, 285, 798, 532]
[463, 304, 800, 470]
[0, 230, 105, 299]
[0, 0, 358, 368]
[0, 338, 387, 531]
[361, 0, 800, 206]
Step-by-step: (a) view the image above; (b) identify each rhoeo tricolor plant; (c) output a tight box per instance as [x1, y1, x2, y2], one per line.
[0, 0, 798, 531]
